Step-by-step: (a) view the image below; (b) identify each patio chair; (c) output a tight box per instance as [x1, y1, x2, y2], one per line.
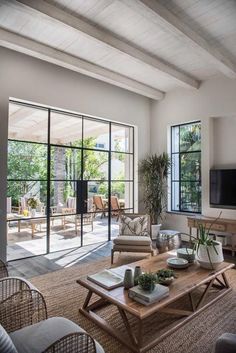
[62, 198, 94, 233]
[93, 195, 107, 218]
[111, 196, 123, 221]
[111, 213, 154, 264]
[0, 289, 104, 353]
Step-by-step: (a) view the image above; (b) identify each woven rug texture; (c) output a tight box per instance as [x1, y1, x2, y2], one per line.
[30, 254, 236, 353]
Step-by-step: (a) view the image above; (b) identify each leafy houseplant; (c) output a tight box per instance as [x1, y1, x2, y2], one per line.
[139, 153, 171, 237]
[184, 213, 224, 270]
[138, 273, 157, 292]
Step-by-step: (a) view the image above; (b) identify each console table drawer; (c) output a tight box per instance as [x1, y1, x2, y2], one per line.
[201, 223, 226, 232]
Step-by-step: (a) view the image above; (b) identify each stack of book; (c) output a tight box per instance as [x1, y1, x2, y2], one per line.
[128, 284, 169, 306]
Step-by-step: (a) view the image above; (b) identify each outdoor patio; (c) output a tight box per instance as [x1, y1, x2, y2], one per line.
[7, 215, 119, 261]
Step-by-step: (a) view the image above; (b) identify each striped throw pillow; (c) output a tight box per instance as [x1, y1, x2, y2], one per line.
[0, 325, 18, 353]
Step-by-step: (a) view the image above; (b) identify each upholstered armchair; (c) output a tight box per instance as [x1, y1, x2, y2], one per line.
[0, 289, 104, 353]
[111, 213, 154, 264]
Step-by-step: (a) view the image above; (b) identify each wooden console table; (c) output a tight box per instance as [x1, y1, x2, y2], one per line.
[187, 215, 236, 256]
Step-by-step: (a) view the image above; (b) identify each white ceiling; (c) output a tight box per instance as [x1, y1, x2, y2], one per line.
[0, 0, 236, 99]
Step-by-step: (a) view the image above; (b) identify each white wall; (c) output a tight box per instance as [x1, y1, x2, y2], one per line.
[151, 77, 236, 234]
[0, 47, 151, 261]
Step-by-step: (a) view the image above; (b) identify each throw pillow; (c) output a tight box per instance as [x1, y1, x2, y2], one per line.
[0, 325, 18, 353]
[119, 215, 149, 236]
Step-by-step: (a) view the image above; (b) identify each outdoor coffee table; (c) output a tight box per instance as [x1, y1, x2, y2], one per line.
[77, 253, 234, 353]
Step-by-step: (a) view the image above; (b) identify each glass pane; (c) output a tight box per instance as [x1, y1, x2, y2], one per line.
[50, 111, 82, 147]
[171, 126, 179, 153]
[83, 213, 108, 246]
[111, 124, 133, 153]
[7, 180, 48, 261]
[50, 214, 81, 252]
[111, 153, 133, 180]
[83, 118, 109, 150]
[50, 146, 81, 180]
[7, 180, 47, 214]
[8, 141, 47, 181]
[51, 181, 77, 215]
[9, 103, 48, 143]
[83, 150, 108, 180]
[111, 181, 133, 209]
[180, 122, 201, 152]
[181, 152, 201, 181]
[180, 182, 201, 212]
[88, 181, 109, 201]
[171, 153, 179, 181]
[171, 182, 179, 211]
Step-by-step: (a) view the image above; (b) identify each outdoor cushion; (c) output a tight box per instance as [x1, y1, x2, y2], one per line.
[0, 324, 18, 353]
[119, 215, 149, 236]
[10, 317, 104, 353]
[113, 235, 151, 246]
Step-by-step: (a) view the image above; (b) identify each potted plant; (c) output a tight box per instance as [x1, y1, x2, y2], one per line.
[139, 153, 171, 239]
[138, 273, 157, 292]
[156, 269, 175, 286]
[194, 223, 224, 269]
[27, 197, 38, 217]
[182, 213, 224, 269]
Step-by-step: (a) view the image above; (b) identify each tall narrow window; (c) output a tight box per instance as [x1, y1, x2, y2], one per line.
[171, 121, 201, 213]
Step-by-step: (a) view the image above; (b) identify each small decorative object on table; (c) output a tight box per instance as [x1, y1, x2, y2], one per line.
[167, 257, 189, 269]
[156, 269, 175, 285]
[134, 266, 142, 285]
[177, 248, 195, 263]
[27, 197, 38, 217]
[124, 269, 134, 289]
[138, 273, 157, 292]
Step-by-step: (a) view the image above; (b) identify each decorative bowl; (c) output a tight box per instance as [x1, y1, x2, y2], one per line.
[167, 257, 189, 269]
[177, 248, 195, 263]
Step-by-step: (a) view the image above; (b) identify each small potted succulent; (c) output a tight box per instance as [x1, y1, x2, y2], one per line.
[156, 269, 175, 286]
[138, 273, 157, 292]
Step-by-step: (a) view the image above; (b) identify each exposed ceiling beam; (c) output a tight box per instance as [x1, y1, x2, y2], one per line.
[15, 0, 199, 89]
[121, 0, 236, 79]
[0, 28, 164, 100]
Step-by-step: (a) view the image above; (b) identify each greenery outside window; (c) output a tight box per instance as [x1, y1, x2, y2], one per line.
[171, 121, 201, 213]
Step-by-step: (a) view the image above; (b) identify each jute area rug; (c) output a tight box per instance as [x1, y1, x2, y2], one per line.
[30, 254, 236, 353]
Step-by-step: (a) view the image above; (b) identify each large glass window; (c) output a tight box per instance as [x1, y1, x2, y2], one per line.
[7, 101, 135, 260]
[171, 122, 201, 213]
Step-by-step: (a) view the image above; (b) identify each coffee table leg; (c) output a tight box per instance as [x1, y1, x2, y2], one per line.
[117, 307, 138, 347]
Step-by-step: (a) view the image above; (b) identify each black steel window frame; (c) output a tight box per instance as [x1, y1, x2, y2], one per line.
[171, 121, 201, 214]
[7, 99, 135, 259]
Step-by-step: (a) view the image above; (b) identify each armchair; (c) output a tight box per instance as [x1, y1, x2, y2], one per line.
[111, 213, 154, 264]
[0, 289, 104, 353]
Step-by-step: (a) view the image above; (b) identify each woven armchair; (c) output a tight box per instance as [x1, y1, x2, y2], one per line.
[0, 258, 8, 278]
[0, 277, 38, 303]
[0, 289, 104, 353]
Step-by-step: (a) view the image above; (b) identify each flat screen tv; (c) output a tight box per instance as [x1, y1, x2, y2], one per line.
[210, 169, 236, 208]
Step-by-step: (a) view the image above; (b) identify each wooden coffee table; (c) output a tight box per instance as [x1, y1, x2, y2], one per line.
[77, 253, 234, 353]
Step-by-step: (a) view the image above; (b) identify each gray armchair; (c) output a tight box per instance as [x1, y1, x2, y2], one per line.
[0, 289, 104, 353]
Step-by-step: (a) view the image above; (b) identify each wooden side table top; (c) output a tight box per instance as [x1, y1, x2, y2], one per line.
[77, 253, 234, 319]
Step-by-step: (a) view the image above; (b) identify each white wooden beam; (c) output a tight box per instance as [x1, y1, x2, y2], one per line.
[0, 28, 164, 100]
[122, 0, 236, 79]
[14, 0, 199, 89]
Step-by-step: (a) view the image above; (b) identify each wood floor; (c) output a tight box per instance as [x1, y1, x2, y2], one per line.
[8, 241, 113, 278]
[8, 240, 236, 279]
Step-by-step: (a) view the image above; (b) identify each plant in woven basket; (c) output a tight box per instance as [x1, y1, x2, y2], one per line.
[139, 153, 171, 225]
[138, 273, 157, 292]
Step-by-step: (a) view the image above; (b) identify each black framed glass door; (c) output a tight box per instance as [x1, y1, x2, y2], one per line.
[7, 100, 135, 261]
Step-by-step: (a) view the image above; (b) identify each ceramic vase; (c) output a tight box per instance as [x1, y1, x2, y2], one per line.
[124, 269, 134, 289]
[196, 241, 224, 269]
[134, 266, 142, 285]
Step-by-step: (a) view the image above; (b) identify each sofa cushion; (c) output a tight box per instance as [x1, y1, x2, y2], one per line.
[0, 325, 18, 353]
[113, 235, 151, 246]
[10, 317, 104, 353]
[119, 215, 149, 236]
